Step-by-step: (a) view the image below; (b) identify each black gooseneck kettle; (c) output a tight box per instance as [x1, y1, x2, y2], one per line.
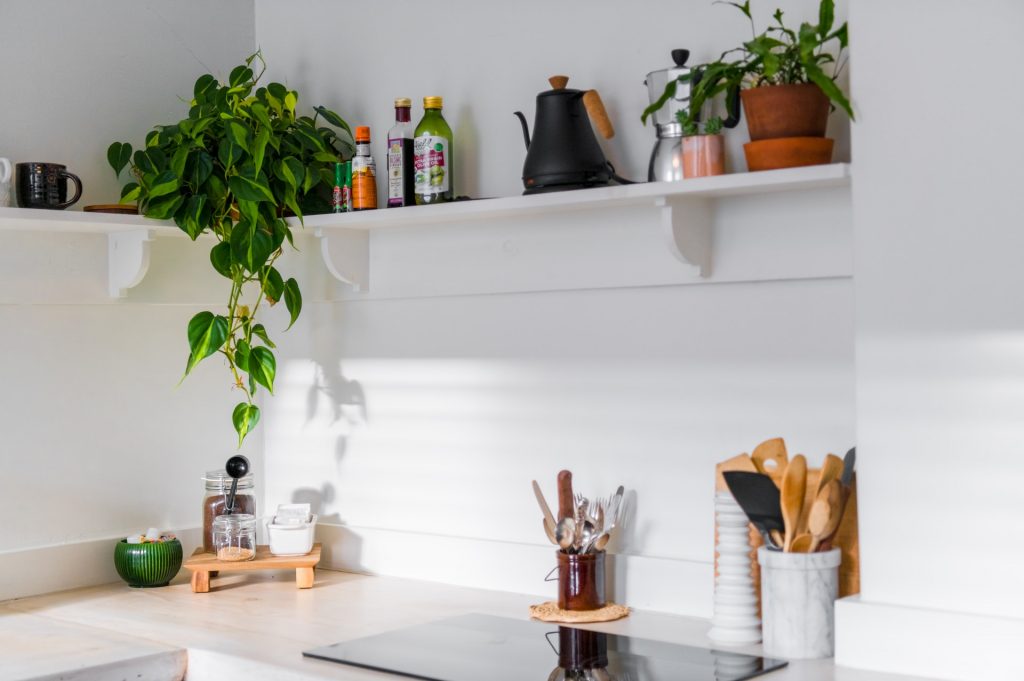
[514, 75, 631, 195]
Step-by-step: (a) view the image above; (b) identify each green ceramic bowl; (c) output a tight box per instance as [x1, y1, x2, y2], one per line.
[114, 539, 183, 588]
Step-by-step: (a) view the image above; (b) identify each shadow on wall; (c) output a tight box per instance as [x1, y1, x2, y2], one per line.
[455, 103, 479, 198]
[606, 489, 640, 604]
[291, 483, 342, 525]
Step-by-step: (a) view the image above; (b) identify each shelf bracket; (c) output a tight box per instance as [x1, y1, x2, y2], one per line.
[107, 229, 153, 298]
[315, 227, 369, 292]
[656, 196, 712, 277]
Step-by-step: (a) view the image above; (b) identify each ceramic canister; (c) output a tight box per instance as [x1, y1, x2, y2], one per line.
[757, 547, 841, 659]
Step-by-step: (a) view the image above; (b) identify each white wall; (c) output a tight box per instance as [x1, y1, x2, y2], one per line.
[0, 0, 257, 600]
[835, 2, 1024, 679]
[255, 0, 856, 617]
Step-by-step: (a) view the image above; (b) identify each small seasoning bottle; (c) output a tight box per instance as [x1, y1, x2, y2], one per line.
[387, 98, 415, 207]
[332, 161, 347, 213]
[351, 126, 377, 210]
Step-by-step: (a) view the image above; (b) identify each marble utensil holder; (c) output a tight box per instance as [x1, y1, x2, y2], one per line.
[708, 490, 762, 644]
[758, 547, 841, 659]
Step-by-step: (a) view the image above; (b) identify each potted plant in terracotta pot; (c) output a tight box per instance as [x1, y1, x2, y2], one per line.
[643, 0, 853, 172]
[681, 115, 726, 178]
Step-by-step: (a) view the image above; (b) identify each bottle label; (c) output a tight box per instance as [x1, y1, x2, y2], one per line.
[414, 135, 449, 194]
[388, 137, 405, 205]
[352, 155, 376, 210]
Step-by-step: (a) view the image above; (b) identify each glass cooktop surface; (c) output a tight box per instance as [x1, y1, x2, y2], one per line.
[303, 613, 786, 681]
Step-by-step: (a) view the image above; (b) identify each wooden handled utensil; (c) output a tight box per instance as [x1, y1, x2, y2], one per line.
[780, 454, 807, 551]
[808, 479, 842, 551]
[751, 438, 788, 487]
[532, 480, 557, 528]
[816, 453, 844, 497]
[557, 470, 574, 522]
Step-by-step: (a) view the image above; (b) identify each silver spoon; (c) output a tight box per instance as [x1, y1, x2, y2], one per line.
[555, 517, 576, 552]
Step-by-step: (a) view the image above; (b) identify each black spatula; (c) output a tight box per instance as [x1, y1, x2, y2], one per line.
[723, 471, 785, 551]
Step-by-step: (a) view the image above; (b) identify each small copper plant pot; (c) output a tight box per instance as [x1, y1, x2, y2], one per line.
[557, 550, 607, 611]
[682, 134, 726, 178]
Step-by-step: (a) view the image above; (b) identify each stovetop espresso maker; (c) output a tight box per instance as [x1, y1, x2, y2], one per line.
[644, 49, 739, 182]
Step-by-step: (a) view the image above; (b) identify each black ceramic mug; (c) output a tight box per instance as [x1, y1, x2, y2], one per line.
[16, 162, 82, 209]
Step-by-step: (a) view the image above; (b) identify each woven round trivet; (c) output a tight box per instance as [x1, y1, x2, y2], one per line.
[528, 601, 630, 623]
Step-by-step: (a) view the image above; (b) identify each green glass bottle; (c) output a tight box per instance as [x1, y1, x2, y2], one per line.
[414, 96, 454, 204]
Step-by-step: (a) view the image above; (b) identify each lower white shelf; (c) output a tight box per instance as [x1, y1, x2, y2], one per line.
[0, 164, 851, 299]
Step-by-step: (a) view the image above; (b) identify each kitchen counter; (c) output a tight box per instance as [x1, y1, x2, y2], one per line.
[0, 569, 937, 681]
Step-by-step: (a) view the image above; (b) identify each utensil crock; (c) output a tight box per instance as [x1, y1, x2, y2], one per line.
[758, 546, 841, 659]
[556, 550, 606, 611]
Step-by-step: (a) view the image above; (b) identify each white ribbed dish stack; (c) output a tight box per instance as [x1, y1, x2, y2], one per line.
[708, 490, 762, 644]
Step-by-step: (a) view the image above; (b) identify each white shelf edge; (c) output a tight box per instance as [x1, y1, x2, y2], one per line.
[0, 163, 851, 296]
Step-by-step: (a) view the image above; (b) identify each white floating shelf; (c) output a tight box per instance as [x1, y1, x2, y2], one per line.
[305, 163, 851, 291]
[0, 163, 850, 297]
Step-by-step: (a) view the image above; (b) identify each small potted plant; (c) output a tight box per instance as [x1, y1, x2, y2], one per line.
[107, 53, 352, 447]
[643, 0, 852, 172]
[681, 115, 726, 178]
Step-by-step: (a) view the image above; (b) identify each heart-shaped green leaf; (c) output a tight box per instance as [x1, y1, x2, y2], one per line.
[262, 266, 284, 304]
[234, 339, 251, 372]
[185, 311, 229, 376]
[248, 346, 276, 393]
[107, 142, 132, 177]
[120, 182, 141, 204]
[230, 219, 274, 272]
[283, 278, 302, 330]
[147, 170, 180, 199]
[210, 241, 233, 278]
[228, 171, 275, 203]
[232, 402, 261, 447]
[251, 323, 276, 348]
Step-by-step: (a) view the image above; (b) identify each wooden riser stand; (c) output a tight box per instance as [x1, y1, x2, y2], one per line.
[184, 543, 322, 593]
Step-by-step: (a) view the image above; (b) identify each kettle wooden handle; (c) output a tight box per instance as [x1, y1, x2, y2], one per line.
[583, 90, 615, 140]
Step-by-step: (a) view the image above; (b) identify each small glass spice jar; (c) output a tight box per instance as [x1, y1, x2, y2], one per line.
[202, 469, 255, 553]
[212, 513, 257, 562]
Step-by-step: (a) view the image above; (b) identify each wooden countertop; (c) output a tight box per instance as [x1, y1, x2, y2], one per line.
[0, 568, 938, 681]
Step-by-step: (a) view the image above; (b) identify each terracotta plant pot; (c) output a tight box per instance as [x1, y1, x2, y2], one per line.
[682, 134, 726, 179]
[743, 137, 834, 172]
[740, 83, 830, 141]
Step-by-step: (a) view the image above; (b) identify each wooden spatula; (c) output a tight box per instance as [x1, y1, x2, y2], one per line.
[780, 454, 807, 551]
[751, 438, 788, 486]
[808, 479, 842, 551]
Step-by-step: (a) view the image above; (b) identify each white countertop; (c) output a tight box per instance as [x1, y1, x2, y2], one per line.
[0, 568, 936, 681]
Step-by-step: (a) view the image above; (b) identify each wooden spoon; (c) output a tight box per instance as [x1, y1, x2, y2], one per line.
[752, 438, 788, 487]
[816, 453, 844, 497]
[780, 454, 807, 551]
[789, 533, 813, 553]
[808, 480, 843, 551]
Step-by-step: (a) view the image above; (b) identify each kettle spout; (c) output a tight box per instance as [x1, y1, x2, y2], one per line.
[513, 111, 531, 150]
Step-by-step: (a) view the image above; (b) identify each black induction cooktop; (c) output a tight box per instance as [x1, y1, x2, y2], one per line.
[303, 613, 786, 681]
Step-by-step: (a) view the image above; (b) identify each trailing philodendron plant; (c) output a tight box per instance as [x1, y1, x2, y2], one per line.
[642, 0, 852, 129]
[107, 52, 352, 446]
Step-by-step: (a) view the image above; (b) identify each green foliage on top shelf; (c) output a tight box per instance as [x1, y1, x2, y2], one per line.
[642, 0, 852, 129]
[107, 52, 353, 447]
